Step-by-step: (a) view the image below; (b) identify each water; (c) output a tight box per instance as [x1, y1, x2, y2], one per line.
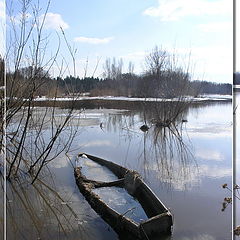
[3, 98, 232, 240]
[93, 187, 148, 223]
[78, 156, 149, 224]
[77, 156, 118, 182]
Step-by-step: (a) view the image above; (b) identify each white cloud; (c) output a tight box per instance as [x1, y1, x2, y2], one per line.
[193, 46, 232, 77]
[236, 0, 240, 72]
[198, 164, 232, 178]
[74, 36, 114, 44]
[143, 0, 231, 21]
[171, 45, 232, 81]
[195, 149, 224, 161]
[40, 12, 69, 30]
[0, 1, 5, 19]
[0, 1, 5, 56]
[197, 21, 232, 32]
[122, 43, 233, 82]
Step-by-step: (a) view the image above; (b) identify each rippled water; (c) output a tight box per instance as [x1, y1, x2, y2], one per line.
[3, 98, 232, 240]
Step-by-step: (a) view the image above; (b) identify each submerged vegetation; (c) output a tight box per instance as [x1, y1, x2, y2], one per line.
[4, 0, 79, 183]
[1, 0, 204, 187]
[0, 0, 233, 239]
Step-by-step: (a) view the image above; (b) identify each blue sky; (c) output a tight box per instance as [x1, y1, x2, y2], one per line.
[236, 0, 240, 74]
[2, 0, 234, 83]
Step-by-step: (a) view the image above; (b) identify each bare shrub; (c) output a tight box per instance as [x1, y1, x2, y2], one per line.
[4, 0, 79, 183]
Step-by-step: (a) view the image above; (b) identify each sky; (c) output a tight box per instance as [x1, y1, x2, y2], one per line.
[236, 0, 240, 73]
[0, 0, 5, 58]
[1, 0, 234, 83]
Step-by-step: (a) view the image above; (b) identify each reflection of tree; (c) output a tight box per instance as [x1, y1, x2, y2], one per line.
[3, 0, 82, 186]
[6, 107, 78, 183]
[104, 101, 198, 190]
[1, 172, 94, 240]
[141, 122, 196, 190]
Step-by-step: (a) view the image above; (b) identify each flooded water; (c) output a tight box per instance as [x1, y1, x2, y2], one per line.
[78, 155, 149, 224]
[77, 156, 118, 182]
[93, 187, 148, 223]
[2, 98, 232, 240]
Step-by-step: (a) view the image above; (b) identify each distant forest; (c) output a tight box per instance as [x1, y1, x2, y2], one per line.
[2, 47, 232, 99]
[54, 75, 232, 97]
[5, 67, 232, 98]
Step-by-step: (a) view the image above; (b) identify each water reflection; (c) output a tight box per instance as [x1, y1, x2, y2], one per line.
[92, 187, 148, 223]
[71, 100, 231, 240]
[101, 102, 196, 191]
[2, 168, 118, 240]
[2, 99, 232, 240]
[7, 174, 78, 238]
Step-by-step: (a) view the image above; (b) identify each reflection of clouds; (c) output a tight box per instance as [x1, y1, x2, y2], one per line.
[179, 233, 215, 240]
[146, 162, 199, 191]
[187, 124, 231, 139]
[195, 149, 224, 161]
[74, 112, 104, 119]
[198, 165, 231, 178]
[57, 184, 83, 206]
[78, 118, 100, 126]
[82, 140, 114, 148]
[5, 175, 94, 239]
[50, 154, 70, 169]
[147, 161, 231, 191]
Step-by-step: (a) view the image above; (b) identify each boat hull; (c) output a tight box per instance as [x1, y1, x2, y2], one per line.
[74, 153, 173, 239]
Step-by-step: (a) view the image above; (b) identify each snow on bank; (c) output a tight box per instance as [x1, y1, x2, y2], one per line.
[34, 94, 232, 102]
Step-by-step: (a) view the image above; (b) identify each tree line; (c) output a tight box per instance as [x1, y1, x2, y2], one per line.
[2, 46, 232, 99]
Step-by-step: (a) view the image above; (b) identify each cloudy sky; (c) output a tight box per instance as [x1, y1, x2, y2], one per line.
[236, 0, 240, 73]
[2, 0, 234, 83]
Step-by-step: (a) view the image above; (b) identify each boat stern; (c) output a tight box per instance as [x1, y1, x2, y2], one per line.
[139, 212, 173, 239]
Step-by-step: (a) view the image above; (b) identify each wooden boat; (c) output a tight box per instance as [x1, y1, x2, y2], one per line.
[74, 153, 173, 240]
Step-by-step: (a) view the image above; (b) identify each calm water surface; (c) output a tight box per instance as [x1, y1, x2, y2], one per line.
[5, 99, 232, 240]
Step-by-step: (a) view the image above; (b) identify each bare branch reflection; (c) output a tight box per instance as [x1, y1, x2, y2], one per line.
[3, 168, 100, 240]
[105, 100, 198, 190]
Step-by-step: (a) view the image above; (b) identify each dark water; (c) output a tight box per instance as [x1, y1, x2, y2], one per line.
[3, 99, 232, 240]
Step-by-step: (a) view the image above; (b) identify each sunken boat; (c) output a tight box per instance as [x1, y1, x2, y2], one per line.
[74, 153, 173, 240]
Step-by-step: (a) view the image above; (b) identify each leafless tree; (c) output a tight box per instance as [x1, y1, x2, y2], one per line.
[140, 45, 198, 128]
[145, 46, 168, 78]
[103, 57, 123, 80]
[4, 0, 79, 184]
[128, 61, 134, 75]
[144, 45, 197, 98]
